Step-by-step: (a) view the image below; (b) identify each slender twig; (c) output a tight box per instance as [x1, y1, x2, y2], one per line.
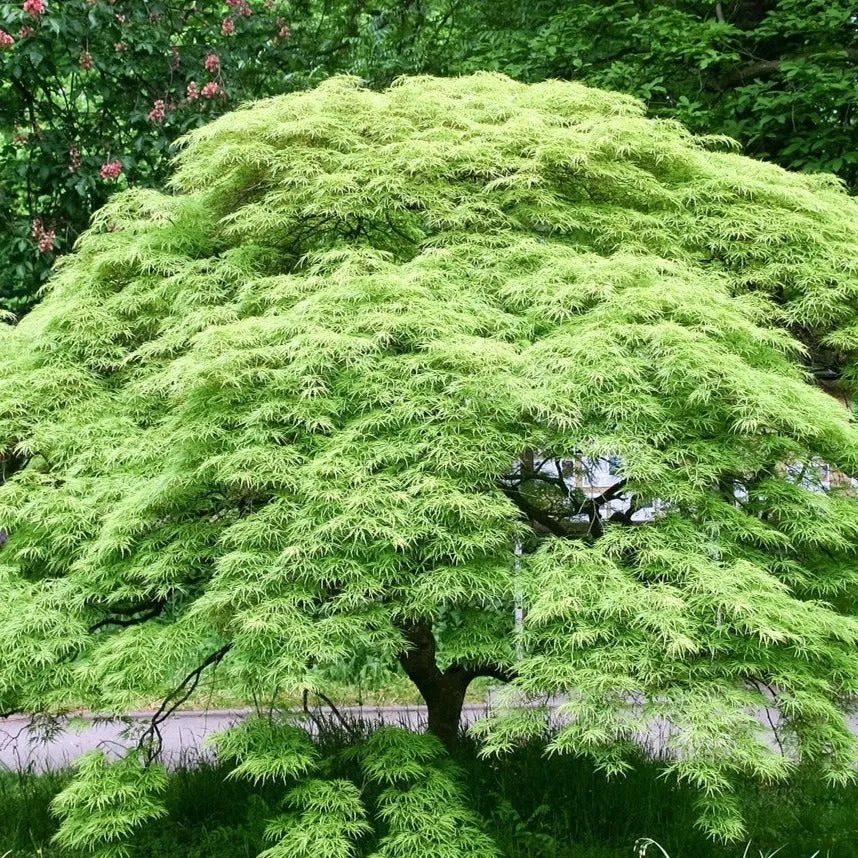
[89, 603, 165, 633]
[314, 690, 357, 736]
[302, 688, 325, 735]
[138, 644, 231, 762]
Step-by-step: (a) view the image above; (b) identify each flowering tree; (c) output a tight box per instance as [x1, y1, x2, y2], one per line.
[0, 0, 297, 313]
[3, 74, 858, 852]
[4, 0, 856, 317]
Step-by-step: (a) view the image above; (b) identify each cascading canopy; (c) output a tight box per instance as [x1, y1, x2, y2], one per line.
[2, 74, 858, 847]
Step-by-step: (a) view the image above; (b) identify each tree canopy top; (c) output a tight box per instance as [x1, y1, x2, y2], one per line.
[3, 74, 858, 843]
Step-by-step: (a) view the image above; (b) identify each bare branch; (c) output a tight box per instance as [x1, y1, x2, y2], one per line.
[138, 644, 231, 762]
[717, 48, 858, 89]
[313, 690, 358, 736]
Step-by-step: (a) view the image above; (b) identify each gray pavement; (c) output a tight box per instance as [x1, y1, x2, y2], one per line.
[3, 704, 855, 772]
[0, 705, 490, 772]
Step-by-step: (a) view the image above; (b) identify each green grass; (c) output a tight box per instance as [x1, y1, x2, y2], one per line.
[1, 727, 855, 857]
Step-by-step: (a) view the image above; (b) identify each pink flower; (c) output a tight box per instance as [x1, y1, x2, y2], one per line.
[114, 12, 125, 23]
[275, 23, 290, 41]
[19, 25, 33, 37]
[38, 230, 55, 253]
[31, 218, 55, 253]
[79, 51, 94, 70]
[200, 81, 221, 99]
[204, 52, 220, 73]
[0, 29, 14, 49]
[221, 17, 235, 35]
[114, 41, 126, 51]
[237, 1, 252, 17]
[264, 0, 274, 9]
[23, 0, 45, 16]
[148, 99, 166, 124]
[100, 160, 123, 180]
[186, 80, 199, 101]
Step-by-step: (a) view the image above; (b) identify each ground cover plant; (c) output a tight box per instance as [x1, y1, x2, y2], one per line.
[2, 74, 858, 854]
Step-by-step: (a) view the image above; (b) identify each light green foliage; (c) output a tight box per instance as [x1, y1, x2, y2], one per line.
[51, 751, 168, 858]
[1, 74, 858, 846]
[210, 716, 320, 784]
[262, 778, 371, 858]
[253, 729, 497, 858]
[361, 728, 500, 858]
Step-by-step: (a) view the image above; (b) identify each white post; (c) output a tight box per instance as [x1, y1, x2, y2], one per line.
[514, 540, 524, 661]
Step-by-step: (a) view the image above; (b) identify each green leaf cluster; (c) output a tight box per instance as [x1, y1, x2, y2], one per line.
[51, 750, 168, 858]
[5, 1, 856, 314]
[258, 727, 497, 858]
[333, 1, 858, 191]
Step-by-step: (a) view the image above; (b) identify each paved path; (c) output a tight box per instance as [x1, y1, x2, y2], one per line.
[0, 705, 494, 772]
[4, 705, 854, 773]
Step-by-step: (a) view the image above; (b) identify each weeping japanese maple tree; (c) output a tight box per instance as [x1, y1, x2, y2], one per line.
[2, 74, 858, 852]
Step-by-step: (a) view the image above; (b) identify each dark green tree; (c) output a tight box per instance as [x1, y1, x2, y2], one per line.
[4, 1, 856, 315]
[2, 74, 858, 851]
[337, 1, 858, 189]
[488, 0, 858, 186]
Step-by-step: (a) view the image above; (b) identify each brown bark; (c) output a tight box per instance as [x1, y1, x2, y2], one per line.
[397, 620, 473, 750]
[424, 671, 470, 751]
[398, 620, 515, 751]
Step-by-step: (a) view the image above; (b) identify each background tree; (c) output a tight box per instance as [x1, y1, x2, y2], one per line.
[2, 75, 858, 851]
[2, 1, 856, 314]
[341, 0, 858, 190]
[0, 0, 321, 313]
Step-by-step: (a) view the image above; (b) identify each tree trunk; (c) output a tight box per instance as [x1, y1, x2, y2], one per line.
[423, 671, 470, 751]
[397, 620, 472, 751]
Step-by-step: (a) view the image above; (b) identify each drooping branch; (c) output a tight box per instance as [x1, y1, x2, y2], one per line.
[138, 644, 231, 762]
[88, 600, 166, 633]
